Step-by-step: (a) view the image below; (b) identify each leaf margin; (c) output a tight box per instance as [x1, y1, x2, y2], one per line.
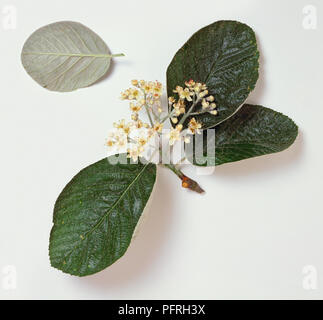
[167, 20, 260, 129]
[185, 104, 299, 167]
[49, 154, 157, 277]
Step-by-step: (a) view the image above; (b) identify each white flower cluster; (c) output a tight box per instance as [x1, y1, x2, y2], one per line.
[106, 79, 218, 161]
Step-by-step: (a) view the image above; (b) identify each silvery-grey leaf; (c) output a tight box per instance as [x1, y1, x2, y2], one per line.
[21, 21, 123, 92]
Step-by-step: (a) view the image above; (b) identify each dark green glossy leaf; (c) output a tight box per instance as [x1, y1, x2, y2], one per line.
[185, 104, 298, 166]
[167, 20, 259, 129]
[49, 155, 156, 276]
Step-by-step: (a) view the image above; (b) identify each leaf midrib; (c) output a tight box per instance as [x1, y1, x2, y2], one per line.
[56, 161, 152, 267]
[22, 52, 112, 58]
[84, 162, 151, 239]
[214, 142, 280, 151]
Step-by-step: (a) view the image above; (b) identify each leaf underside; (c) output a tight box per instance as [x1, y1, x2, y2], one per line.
[49, 155, 156, 276]
[167, 20, 259, 129]
[21, 21, 111, 92]
[186, 104, 298, 166]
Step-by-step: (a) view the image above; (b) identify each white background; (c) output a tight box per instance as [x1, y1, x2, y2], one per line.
[0, 0, 322, 299]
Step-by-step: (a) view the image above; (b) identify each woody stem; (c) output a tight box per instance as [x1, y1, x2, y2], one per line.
[163, 163, 205, 194]
[163, 163, 185, 179]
